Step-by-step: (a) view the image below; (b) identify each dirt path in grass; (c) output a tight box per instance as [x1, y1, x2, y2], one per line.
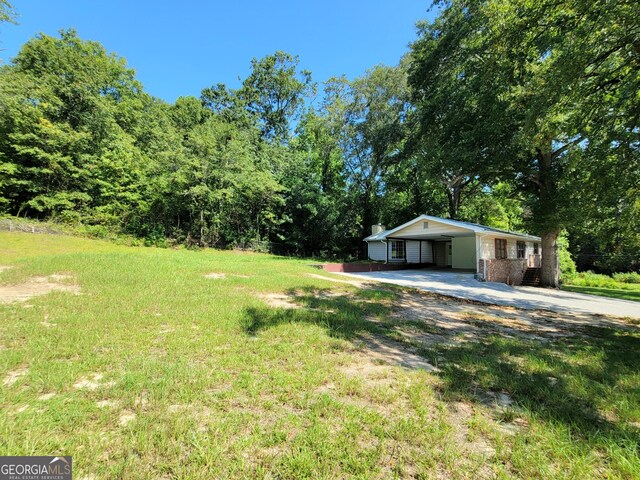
[389, 289, 639, 345]
[264, 283, 639, 374]
[361, 288, 640, 372]
[0, 274, 80, 304]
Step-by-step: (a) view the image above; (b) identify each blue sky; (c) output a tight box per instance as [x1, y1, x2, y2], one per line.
[1, 1, 435, 103]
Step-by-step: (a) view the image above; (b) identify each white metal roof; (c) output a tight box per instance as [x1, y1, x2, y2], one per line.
[363, 214, 541, 242]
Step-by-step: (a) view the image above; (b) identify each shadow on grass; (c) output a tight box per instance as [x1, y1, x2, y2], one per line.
[243, 285, 640, 455]
[242, 286, 397, 340]
[424, 324, 640, 452]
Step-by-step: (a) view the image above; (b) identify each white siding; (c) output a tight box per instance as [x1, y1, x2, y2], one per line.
[420, 241, 433, 263]
[367, 241, 386, 261]
[406, 240, 420, 263]
[367, 239, 430, 263]
[392, 218, 470, 238]
[479, 235, 540, 260]
[480, 236, 494, 259]
[452, 236, 476, 269]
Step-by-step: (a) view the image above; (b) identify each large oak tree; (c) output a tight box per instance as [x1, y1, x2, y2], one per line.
[409, 0, 640, 287]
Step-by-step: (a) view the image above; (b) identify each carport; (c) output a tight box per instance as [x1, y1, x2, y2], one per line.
[364, 215, 542, 284]
[365, 215, 488, 270]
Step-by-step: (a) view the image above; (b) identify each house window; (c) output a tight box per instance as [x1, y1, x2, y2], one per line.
[391, 240, 405, 260]
[495, 239, 507, 259]
[423, 222, 429, 229]
[517, 241, 526, 259]
[534, 243, 539, 255]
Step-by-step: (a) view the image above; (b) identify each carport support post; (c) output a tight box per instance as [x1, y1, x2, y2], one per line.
[385, 240, 389, 264]
[419, 241, 422, 265]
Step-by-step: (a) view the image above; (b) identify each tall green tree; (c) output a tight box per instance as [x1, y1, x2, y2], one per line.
[0, 29, 149, 226]
[332, 65, 411, 252]
[410, 0, 640, 286]
[277, 107, 351, 257]
[202, 52, 314, 143]
[239, 51, 314, 142]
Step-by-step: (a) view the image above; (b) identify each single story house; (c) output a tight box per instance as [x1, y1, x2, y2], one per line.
[364, 214, 541, 285]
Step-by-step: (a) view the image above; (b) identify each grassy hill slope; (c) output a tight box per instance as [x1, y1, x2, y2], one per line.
[1, 233, 639, 479]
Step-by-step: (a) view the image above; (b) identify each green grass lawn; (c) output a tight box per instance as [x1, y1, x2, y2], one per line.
[1, 232, 639, 478]
[562, 284, 640, 302]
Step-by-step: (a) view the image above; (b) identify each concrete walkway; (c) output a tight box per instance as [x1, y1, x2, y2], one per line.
[337, 270, 640, 319]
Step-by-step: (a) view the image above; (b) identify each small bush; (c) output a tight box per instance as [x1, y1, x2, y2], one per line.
[612, 272, 640, 284]
[566, 271, 619, 289]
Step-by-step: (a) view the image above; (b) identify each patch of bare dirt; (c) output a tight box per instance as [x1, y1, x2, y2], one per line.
[476, 390, 514, 409]
[0, 274, 80, 304]
[259, 293, 300, 309]
[73, 373, 115, 391]
[447, 401, 496, 459]
[3, 365, 29, 387]
[204, 272, 226, 279]
[390, 289, 639, 343]
[135, 390, 150, 410]
[118, 410, 136, 426]
[41, 314, 57, 328]
[167, 403, 212, 432]
[339, 357, 399, 386]
[38, 392, 56, 401]
[258, 290, 339, 313]
[356, 334, 439, 372]
[0, 265, 12, 273]
[14, 404, 29, 414]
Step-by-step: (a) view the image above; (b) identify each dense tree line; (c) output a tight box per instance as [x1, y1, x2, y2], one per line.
[0, 0, 638, 282]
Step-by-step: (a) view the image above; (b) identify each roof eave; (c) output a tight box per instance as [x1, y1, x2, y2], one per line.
[362, 214, 541, 242]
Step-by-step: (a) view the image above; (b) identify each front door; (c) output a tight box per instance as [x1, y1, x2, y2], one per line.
[434, 242, 447, 267]
[446, 242, 452, 267]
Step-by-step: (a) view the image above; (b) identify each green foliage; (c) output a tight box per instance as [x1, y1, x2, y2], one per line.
[612, 272, 640, 284]
[408, 0, 640, 283]
[563, 270, 640, 301]
[459, 183, 525, 231]
[0, 0, 16, 25]
[0, 29, 148, 225]
[557, 230, 577, 281]
[0, 22, 637, 268]
[202, 51, 314, 142]
[0, 32, 297, 251]
[566, 272, 622, 289]
[332, 65, 413, 246]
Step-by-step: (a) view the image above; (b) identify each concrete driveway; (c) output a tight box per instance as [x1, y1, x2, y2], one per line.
[337, 269, 640, 319]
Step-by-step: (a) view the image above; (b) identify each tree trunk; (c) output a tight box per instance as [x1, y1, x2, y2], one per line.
[360, 189, 375, 259]
[445, 175, 466, 219]
[200, 209, 205, 247]
[537, 146, 560, 288]
[540, 229, 560, 288]
[447, 186, 460, 219]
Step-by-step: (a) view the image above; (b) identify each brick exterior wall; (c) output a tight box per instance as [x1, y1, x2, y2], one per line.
[478, 259, 528, 285]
